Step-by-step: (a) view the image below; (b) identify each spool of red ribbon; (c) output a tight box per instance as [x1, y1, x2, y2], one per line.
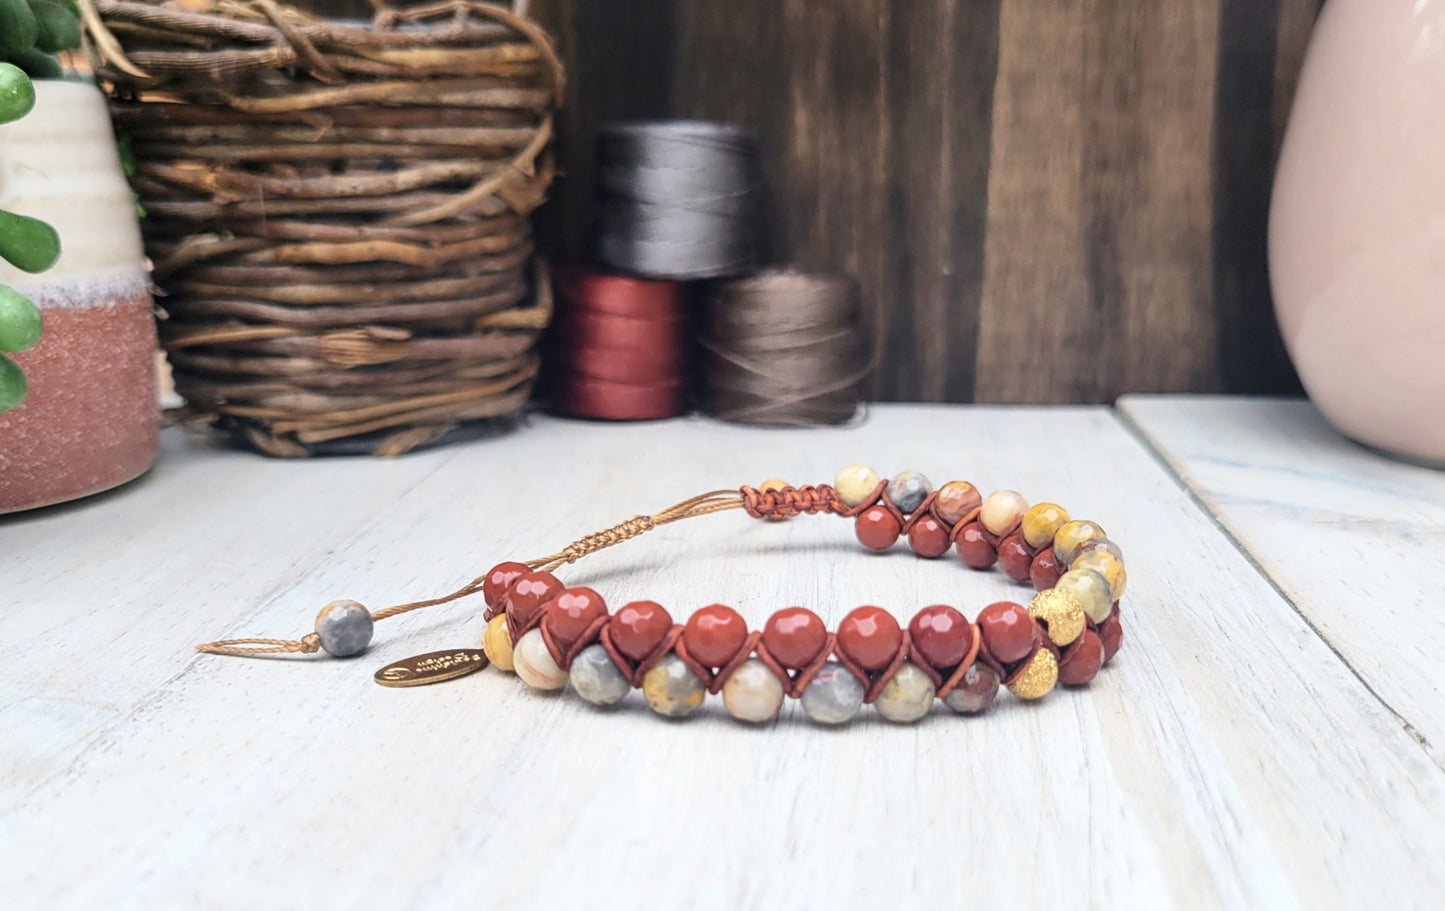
[545, 268, 690, 420]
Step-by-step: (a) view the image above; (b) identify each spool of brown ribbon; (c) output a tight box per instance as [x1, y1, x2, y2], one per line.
[698, 269, 868, 426]
[546, 268, 690, 420]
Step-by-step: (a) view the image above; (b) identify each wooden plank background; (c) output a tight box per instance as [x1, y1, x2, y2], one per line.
[305, 0, 1323, 403]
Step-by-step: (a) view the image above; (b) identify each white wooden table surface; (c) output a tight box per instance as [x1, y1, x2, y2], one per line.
[2, 400, 1442, 910]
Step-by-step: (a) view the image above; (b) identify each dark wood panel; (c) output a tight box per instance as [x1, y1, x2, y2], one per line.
[881, 0, 1001, 402]
[296, 0, 1324, 403]
[974, 0, 1093, 401]
[1093, 1, 1219, 395]
[529, 0, 676, 263]
[672, 1, 893, 401]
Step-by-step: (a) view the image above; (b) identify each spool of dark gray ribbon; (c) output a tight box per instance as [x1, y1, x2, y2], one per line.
[594, 121, 760, 280]
[699, 269, 868, 426]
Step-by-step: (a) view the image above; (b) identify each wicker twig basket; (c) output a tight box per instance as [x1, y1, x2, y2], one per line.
[82, 0, 562, 455]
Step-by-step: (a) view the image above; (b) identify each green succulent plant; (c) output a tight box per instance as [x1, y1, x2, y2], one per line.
[0, 0, 81, 412]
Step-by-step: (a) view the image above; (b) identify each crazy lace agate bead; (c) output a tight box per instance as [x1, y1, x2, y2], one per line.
[1072, 549, 1127, 600]
[315, 600, 373, 657]
[875, 661, 935, 722]
[1053, 520, 1106, 565]
[834, 463, 881, 508]
[1021, 502, 1070, 549]
[514, 629, 568, 690]
[482, 614, 515, 671]
[1067, 536, 1123, 567]
[721, 658, 785, 722]
[934, 480, 982, 526]
[800, 662, 865, 725]
[643, 653, 706, 718]
[1054, 567, 1115, 623]
[887, 471, 933, 513]
[944, 663, 1001, 714]
[979, 490, 1028, 537]
[569, 644, 631, 706]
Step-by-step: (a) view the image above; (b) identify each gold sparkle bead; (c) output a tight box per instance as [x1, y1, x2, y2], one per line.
[1007, 647, 1058, 700]
[834, 464, 880, 508]
[1027, 588, 1086, 647]
[1021, 502, 1070, 549]
[1072, 549, 1127, 600]
[1052, 519, 1107, 565]
[482, 614, 515, 672]
[979, 490, 1029, 536]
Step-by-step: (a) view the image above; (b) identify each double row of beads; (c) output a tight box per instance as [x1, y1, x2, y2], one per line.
[474, 467, 1127, 725]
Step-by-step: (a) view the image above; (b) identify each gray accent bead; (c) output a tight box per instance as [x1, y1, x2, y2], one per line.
[315, 600, 374, 657]
[887, 470, 933, 513]
[801, 662, 865, 725]
[569, 644, 632, 706]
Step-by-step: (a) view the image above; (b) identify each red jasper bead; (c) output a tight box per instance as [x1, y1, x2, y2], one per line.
[1058, 629, 1105, 686]
[1030, 547, 1064, 591]
[683, 604, 749, 667]
[955, 522, 997, 570]
[482, 561, 529, 609]
[1099, 606, 1124, 661]
[762, 606, 827, 669]
[503, 571, 565, 628]
[908, 604, 971, 668]
[996, 532, 1035, 583]
[837, 605, 903, 671]
[855, 506, 901, 552]
[976, 600, 1038, 664]
[609, 600, 673, 662]
[543, 586, 607, 648]
[907, 515, 951, 559]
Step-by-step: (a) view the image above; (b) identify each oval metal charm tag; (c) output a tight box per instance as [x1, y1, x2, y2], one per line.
[374, 649, 489, 688]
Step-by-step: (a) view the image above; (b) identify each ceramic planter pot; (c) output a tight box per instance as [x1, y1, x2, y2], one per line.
[1270, 0, 1445, 465]
[0, 80, 158, 513]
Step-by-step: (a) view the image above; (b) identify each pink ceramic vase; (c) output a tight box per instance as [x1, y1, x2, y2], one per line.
[0, 81, 159, 512]
[1270, 0, 1445, 465]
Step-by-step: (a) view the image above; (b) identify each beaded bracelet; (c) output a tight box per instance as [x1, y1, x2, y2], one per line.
[196, 465, 1126, 725]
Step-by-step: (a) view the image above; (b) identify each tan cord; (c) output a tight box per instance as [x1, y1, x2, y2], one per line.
[529, 489, 742, 573]
[196, 489, 746, 656]
[195, 633, 322, 655]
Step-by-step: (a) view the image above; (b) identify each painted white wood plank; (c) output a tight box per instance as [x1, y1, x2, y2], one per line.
[0, 429, 460, 814]
[1, 406, 1441, 910]
[1120, 395, 1445, 756]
